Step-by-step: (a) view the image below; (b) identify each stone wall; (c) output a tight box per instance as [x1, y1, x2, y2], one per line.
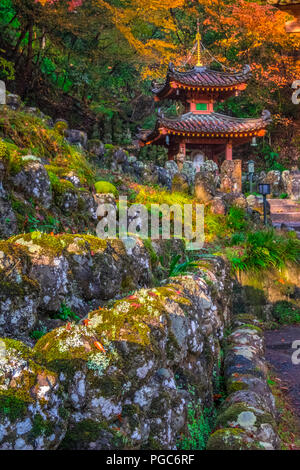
[0, 233, 157, 342]
[207, 315, 280, 450]
[0, 257, 233, 450]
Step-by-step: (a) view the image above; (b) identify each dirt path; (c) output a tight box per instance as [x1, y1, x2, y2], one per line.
[265, 326, 300, 416]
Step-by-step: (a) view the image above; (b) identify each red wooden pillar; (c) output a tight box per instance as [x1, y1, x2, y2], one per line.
[225, 141, 233, 161]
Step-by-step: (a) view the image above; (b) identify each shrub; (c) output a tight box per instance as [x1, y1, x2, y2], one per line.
[52, 303, 80, 323]
[227, 229, 300, 273]
[168, 254, 198, 277]
[94, 181, 118, 197]
[272, 301, 300, 324]
[227, 206, 248, 231]
[177, 404, 216, 450]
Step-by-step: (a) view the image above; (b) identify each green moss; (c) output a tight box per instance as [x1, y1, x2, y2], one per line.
[94, 180, 118, 197]
[143, 239, 158, 265]
[2, 337, 33, 357]
[45, 164, 68, 178]
[0, 339, 58, 421]
[121, 275, 136, 291]
[34, 325, 94, 367]
[206, 428, 259, 450]
[226, 380, 248, 394]
[216, 403, 275, 429]
[0, 394, 27, 423]
[59, 419, 107, 450]
[89, 284, 190, 346]
[30, 413, 55, 438]
[58, 406, 69, 420]
[9, 232, 108, 257]
[238, 324, 263, 334]
[104, 144, 114, 150]
[54, 120, 68, 135]
[0, 139, 9, 159]
[49, 173, 77, 195]
[0, 272, 40, 296]
[122, 404, 140, 429]
[9, 194, 28, 216]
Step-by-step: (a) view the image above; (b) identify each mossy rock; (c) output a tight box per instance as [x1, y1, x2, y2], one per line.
[216, 402, 275, 430]
[94, 181, 118, 197]
[0, 337, 68, 449]
[54, 120, 68, 135]
[206, 428, 262, 450]
[9, 232, 108, 257]
[226, 379, 249, 395]
[0, 139, 9, 160]
[171, 173, 189, 194]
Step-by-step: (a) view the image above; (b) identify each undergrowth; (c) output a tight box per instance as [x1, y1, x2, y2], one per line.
[177, 403, 216, 450]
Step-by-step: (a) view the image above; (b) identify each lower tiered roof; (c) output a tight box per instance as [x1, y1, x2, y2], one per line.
[140, 110, 271, 145]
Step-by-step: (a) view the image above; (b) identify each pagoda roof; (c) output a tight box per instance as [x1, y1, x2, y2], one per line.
[268, 0, 300, 8]
[151, 63, 252, 99]
[268, 0, 300, 32]
[140, 110, 271, 144]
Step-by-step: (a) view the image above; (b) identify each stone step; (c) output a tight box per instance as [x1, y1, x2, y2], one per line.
[271, 207, 300, 213]
[272, 212, 300, 222]
[269, 199, 300, 207]
[272, 213, 300, 221]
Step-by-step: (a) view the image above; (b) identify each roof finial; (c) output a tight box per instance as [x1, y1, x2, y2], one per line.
[196, 18, 202, 67]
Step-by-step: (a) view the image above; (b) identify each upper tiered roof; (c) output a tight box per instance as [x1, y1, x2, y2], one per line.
[151, 63, 252, 101]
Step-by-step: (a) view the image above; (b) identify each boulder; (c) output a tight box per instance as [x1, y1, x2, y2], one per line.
[165, 160, 179, 180]
[0, 195, 17, 239]
[207, 320, 280, 451]
[12, 160, 52, 209]
[6, 93, 21, 111]
[0, 234, 155, 324]
[171, 173, 189, 194]
[63, 171, 81, 188]
[87, 140, 105, 160]
[220, 160, 242, 193]
[65, 129, 87, 148]
[182, 161, 196, 185]
[157, 166, 172, 190]
[263, 170, 282, 197]
[0, 244, 40, 339]
[202, 160, 218, 174]
[113, 148, 128, 165]
[194, 171, 216, 203]
[210, 196, 227, 215]
[0, 250, 234, 450]
[55, 189, 78, 214]
[246, 195, 270, 216]
[0, 338, 68, 450]
[78, 192, 98, 220]
[282, 170, 300, 200]
[223, 192, 248, 211]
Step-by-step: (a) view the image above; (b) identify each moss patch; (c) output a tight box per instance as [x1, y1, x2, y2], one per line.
[95, 181, 118, 197]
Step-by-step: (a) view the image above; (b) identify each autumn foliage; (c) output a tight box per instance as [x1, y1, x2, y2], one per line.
[0, 0, 299, 160]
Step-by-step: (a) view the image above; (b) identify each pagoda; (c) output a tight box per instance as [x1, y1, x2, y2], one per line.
[268, 0, 300, 33]
[139, 26, 271, 166]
